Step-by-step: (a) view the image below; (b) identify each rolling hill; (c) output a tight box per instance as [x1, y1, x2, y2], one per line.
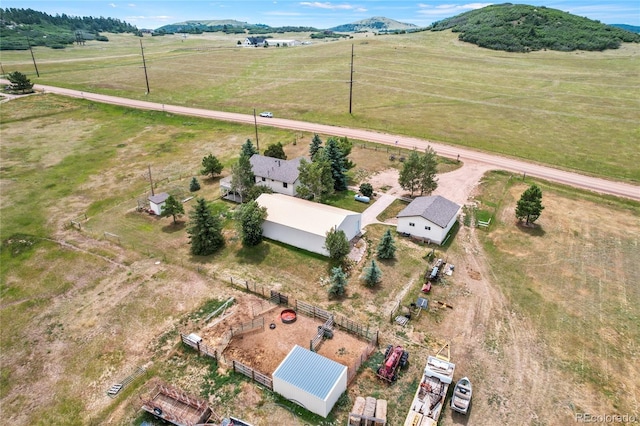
[328, 16, 420, 32]
[429, 3, 640, 52]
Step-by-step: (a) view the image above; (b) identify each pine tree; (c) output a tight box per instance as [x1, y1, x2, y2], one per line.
[322, 138, 348, 191]
[187, 198, 224, 255]
[515, 184, 544, 225]
[235, 200, 267, 246]
[241, 139, 258, 158]
[309, 134, 323, 160]
[189, 177, 201, 192]
[162, 195, 184, 224]
[328, 266, 347, 298]
[362, 260, 382, 287]
[230, 154, 255, 202]
[359, 183, 374, 198]
[6, 71, 34, 94]
[201, 154, 223, 178]
[377, 229, 397, 259]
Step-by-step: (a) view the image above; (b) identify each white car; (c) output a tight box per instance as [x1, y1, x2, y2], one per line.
[259, 111, 273, 118]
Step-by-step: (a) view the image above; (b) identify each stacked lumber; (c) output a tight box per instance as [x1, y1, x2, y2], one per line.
[349, 396, 366, 426]
[349, 396, 388, 425]
[363, 397, 377, 426]
[374, 399, 387, 426]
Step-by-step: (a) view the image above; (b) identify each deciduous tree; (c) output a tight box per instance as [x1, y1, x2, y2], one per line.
[398, 151, 422, 197]
[515, 184, 544, 225]
[230, 154, 255, 202]
[263, 142, 287, 159]
[359, 183, 374, 198]
[418, 146, 439, 195]
[296, 158, 334, 202]
[235, 200, 267, 246]
[324, 227, 350, 261]
[187, 198, 224, 255]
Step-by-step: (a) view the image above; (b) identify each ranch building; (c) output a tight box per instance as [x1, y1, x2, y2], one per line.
[255, 193, 361, 257]
[396, 195, 461, 245]
[148, 192, 170, 215]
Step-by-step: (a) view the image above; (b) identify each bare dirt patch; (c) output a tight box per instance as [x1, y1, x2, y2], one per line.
[199, 294, 369, 375]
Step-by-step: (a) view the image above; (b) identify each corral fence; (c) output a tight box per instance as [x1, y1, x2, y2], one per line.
[181, 333, 218, 361]
[232, 360, 273, 390]
[310, 316, 334, 352]
[348, 336, 378, 385]
[230, 317, 264, 337]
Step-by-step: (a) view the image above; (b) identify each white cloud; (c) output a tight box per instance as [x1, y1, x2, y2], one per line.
[417, 2, 491, 17]
[299, 2, 366, 12]
[109, 3, 116, 7]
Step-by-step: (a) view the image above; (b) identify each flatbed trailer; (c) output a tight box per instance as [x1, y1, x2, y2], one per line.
[140, 381, 216, 426]
[403, 344, 455, 426]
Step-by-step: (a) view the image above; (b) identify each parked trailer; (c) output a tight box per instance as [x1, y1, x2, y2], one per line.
[140, 381, 215, 426]
[403, 344, 455, 426]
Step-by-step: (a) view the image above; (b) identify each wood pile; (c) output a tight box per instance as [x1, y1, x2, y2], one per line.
[348, 395, 387, 426]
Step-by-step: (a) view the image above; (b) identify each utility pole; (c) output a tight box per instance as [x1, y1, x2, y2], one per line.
[140, 39, 150, 94]
[26, 36, 40, 77]
[349, 44, 354, 115]
[253, 108, 259, 152]
[148, 165, 155, 196]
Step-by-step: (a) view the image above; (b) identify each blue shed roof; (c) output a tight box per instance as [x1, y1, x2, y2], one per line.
[273, 345, 347, 400]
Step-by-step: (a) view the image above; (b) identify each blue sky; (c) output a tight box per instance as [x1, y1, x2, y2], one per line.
[2, 1, 639, 29]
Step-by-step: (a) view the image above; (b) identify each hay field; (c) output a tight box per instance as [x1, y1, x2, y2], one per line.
[2, 30, 639, 182]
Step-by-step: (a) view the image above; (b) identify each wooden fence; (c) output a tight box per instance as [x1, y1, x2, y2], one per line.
[230, 317, 264, 337]
[348, 335, 378, 385]
[232, 360, 273, 390]
[180, 333, 218, 361]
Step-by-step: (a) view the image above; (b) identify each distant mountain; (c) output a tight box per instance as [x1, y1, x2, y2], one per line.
[611, 24, 640, 33]
[430, 4, 640, 52]
[328, 16, 420, 32]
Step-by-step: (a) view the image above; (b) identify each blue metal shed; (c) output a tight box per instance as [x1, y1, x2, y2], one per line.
[272, 345, 348, 418]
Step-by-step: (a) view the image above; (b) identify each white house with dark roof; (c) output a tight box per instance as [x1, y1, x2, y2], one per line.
[243, 37, 266, 47]
[273, 345, 347, 418]
[396, 195, 461, 245]
[148, 192, 170, 215]
[256, 193, 361, 256]
[249, 154, 303, 196]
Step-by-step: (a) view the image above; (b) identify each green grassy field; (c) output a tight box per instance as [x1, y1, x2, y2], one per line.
[2, 30, 639, 183]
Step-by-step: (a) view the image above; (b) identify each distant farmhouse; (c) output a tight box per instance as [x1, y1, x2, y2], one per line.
[243, 37, 266, 47]
[243, 37, 301, 47]
[256, 193, 362, 257]
[396, 195, 460, 245]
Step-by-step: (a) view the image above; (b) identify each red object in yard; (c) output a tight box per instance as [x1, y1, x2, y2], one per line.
[280, 309, 297, 324]
[422, 282, 432, 293]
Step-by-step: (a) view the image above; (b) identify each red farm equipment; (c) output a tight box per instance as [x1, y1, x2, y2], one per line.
[377, 345, 409, 383]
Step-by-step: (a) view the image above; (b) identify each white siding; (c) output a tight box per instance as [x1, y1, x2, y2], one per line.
[338, 214, 361, 241]
[149, 201, 164, 215]
[262, 221, 329, 256]
[397, 216, 452, 244]
[255, 176, 297, 196]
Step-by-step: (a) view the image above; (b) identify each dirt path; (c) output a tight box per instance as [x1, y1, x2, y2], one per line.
[4, 81, 637, 201]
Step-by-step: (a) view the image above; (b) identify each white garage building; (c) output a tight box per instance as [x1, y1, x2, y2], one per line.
[396, 195, 461, 245]
[148, 192, 170, 215]
[272, 345, 347, 418]
[255, 193, 361, 257]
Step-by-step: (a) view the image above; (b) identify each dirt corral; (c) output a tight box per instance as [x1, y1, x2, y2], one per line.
[200, 295, 371, 375]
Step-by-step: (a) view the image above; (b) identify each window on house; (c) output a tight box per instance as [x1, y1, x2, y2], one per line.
[425, 226, 431, 230]
[409, 222, 415, 227]
[261, 177, 266, 182]
[283, 182, 288, 188]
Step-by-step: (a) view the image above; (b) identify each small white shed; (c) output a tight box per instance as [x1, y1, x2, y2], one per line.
[255, 193, 361, 256]
[148, 192, 170, 215]
[273, 345, 347, 418]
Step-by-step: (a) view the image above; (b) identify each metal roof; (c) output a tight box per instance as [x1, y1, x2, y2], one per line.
[250, 155, 304, 184]
[397, 195, 461, 228]
[273, 345, 347, 400]
[256, 193, 360, 237]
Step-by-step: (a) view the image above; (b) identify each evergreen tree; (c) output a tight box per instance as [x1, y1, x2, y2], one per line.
[296, 158, 334, 201]
[235, 200, 267, 246]
[187, 198, 224, 255]
[200, 154, 223, 179]
[418, 146, 439, 195]
[309, 134, 323, 160]
[263, 142, 287, 159]
[322, 138, 348, 191]
[241, 139, 258, 158]
[162, 195, 184, 224]
[362, 260, 382, 287]
[189, 177, 201, 192]
[376, 229, 397, 259]
[246, 184, 273, 202]
[6, 71, 34, 93]
[328, 266, 347, 298]
[324, 227, 350, 261]
[515, 184, 544, 225]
